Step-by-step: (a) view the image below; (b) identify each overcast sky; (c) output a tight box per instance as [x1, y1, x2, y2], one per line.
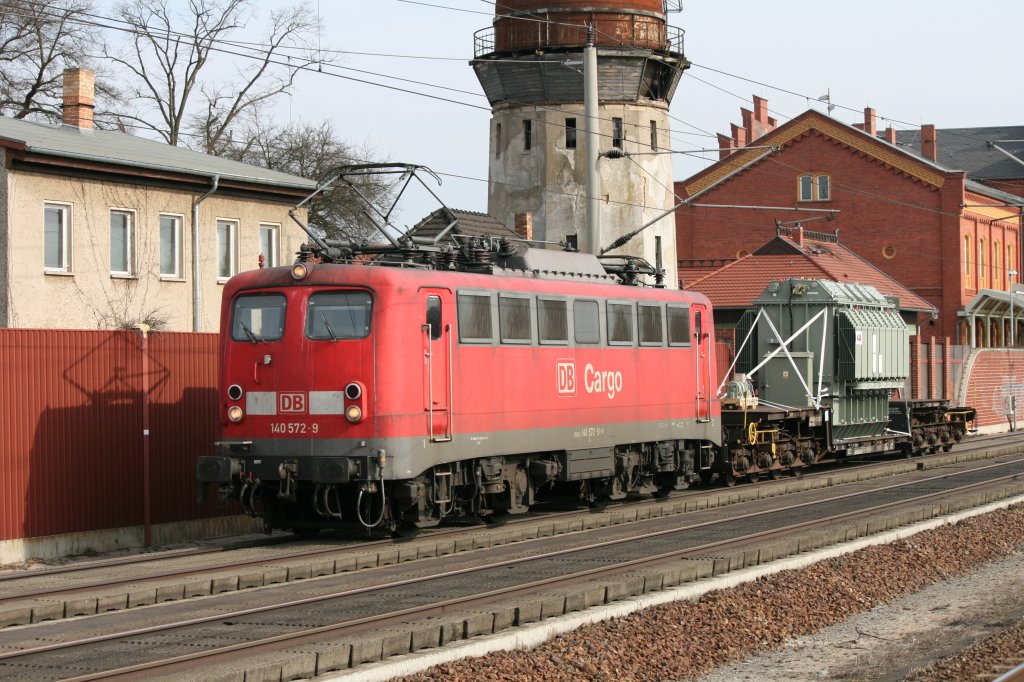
[246, 0, 1023, 225]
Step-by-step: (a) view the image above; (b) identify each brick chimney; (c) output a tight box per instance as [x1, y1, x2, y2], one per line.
[921, 124, 937, 161]
[863, 107, 877, 136]
[731, 122, 748, 149]
[885, 126, 898, 144]
[62, 68, 95, 129]
[514, 212, 533, 241]
[716, 133, 734, 160]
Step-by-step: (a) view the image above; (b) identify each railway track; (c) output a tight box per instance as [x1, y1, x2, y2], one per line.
[1, 431, 1021, 628]
[2, 450, 1024, 680]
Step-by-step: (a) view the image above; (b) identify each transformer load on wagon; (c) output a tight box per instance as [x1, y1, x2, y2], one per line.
[715, 278, 975, 485]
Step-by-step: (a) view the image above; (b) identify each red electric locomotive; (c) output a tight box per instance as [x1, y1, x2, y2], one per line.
[196, 165, 721, 534]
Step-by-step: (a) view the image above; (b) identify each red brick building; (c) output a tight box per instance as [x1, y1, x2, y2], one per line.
[675, 98, 1023, 344]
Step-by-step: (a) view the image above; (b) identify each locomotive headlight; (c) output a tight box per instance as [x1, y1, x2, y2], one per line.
[290, 263, 308, 280]
[227, 405, 244, 423]
[345, 404, 363, 423]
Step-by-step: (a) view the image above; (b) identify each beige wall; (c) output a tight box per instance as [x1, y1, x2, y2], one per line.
[487, 104, 679, 289]
[6, 169, 307, 332]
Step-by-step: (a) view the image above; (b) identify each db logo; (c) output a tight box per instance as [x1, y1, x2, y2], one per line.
[556, 360, 576, 396]
[279, 392, 307, 413]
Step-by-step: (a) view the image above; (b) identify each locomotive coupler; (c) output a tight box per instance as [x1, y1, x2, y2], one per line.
[239, 478, 261, 517]
[277, 461, 298, 502]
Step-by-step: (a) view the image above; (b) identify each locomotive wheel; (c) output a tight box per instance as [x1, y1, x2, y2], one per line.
[942, 444, 953, 452]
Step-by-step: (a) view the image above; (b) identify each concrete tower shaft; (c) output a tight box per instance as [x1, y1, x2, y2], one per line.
[471, 0, 689, 288]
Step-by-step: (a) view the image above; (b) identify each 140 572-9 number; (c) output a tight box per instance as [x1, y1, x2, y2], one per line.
[269, 422, 319, 435]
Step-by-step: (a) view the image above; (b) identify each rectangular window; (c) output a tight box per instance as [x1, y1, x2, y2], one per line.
[565, 117, 577, 149]
[425, 296, 442, 341]
[612, 117, 623, 149]
[110, 209, 133, 275]
[499, 294, 532, 343]
[217, 219, 238, 280]
[817, 174, 831, 200]
[159, 214, 182, 277]
[523, 119, 532, 151]
[607, 302, 634, 345]
[306, 291, 372, 340]
[259, 223, 279, 268]
[650, 120, 658, 151]
[667, 305, 691, 346]
[638, 303, 664, 345]
[538, 297, 568, 344]
[495, 122, 502, 158]
[799, 175, 814, 202]
[232, 293, 287, 342]
[457, 292, 493, 343]
[573, 299, 599, 344]
[44, 202, 71, 272]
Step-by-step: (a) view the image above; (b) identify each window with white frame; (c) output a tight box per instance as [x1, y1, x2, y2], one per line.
[110, 209, 134, 275]
[217, 219, 238, 280]
[612, 117, 624, 149]
[44, 202, 71, 272]
[259, 223, 279, 268]
[159, 214, 182, 278]
[798, 173, 831, 202]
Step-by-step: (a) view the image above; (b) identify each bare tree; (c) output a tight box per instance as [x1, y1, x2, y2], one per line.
[0, 0, 108, 122]
[107, 0, 323, 150]
[220, 116, 392, 242]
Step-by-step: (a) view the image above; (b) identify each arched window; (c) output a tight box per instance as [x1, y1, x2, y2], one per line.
[980, 238, 987, 288]
[964, 235, 972, 280]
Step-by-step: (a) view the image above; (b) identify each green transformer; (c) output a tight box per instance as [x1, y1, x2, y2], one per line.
[735, 278, 908, 445]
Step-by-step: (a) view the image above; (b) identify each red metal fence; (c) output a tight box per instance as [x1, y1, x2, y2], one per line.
[0, 329, 223, 542]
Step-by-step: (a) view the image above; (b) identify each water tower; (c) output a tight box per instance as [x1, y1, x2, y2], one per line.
[471, 0, 688, 287]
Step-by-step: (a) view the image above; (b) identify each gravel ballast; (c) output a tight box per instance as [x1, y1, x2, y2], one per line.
[390, 503, 1024, 682]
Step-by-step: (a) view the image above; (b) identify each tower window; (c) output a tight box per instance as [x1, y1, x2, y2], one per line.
[612, 117, 623, 149]
[565, 118, 577, 149]
[650, 120, 658, 151]
[523, 119, 532, 151]
[495, 123, 502, 158]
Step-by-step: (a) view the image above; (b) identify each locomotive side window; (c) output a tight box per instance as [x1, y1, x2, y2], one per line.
[457, 292, 493, 343]
[638, 303, 664, 346]
[498, 294, 532, 344]
[538, 297, 568, 345]
[425, 296, 442, 341]
[573, 299, 600, 344]
[607, 302, 634, 345]
[232, 294, 286, 342]
[305, 291, 372, 340]
[667, 305, 691, 346]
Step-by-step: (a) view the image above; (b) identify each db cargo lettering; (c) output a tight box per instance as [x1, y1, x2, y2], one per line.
[584, 364, 623, 399]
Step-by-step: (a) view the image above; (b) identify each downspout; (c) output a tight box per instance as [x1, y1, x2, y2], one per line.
[192, 176, 220, 332]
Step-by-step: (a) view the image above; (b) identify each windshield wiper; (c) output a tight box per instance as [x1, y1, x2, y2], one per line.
[320, 312, 339, 342]
[238, 320, 259, 344]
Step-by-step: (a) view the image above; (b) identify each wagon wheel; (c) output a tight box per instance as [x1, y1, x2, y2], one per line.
[769, 469, 783, 480]
[791, 466, 804, 479]
[722, 474, 737, 488]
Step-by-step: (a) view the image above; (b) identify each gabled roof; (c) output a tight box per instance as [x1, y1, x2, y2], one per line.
[893, 126, 1024, 181]
[685, 228, 936, 313]
[681, 109, 952, 199]
[409, 208, 518, 242]
[0, 116, 315, 191]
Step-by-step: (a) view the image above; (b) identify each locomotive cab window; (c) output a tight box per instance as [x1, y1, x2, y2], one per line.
[607, 302, 634, 345]
[232, 294, 286, 342]
[667, 305, 691, 346]
[573, 299, 600, 344]
[538, 297, 568, 345]
[638, 303, 664, 346]
[306, 291, 372, 340]
[498, 293, 532, 344]
[457, 291, 493, 343]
